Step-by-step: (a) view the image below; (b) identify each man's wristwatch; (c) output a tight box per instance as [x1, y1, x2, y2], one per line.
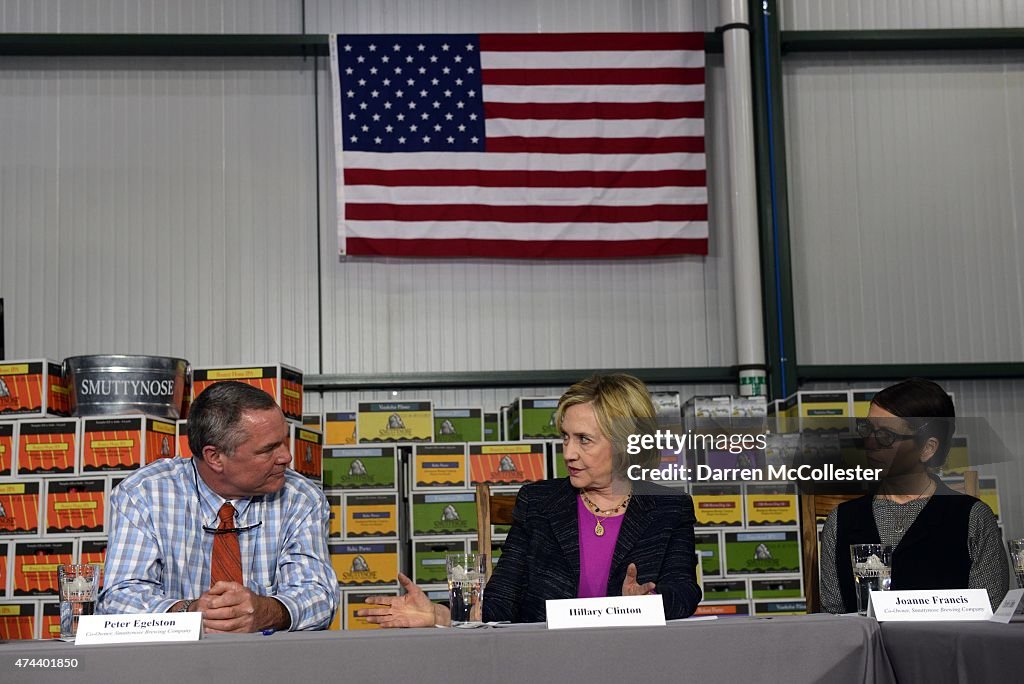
[178, 599, 195, 612]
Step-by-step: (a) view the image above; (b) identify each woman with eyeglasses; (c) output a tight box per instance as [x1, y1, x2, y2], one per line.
[820, 378, 1008, 613]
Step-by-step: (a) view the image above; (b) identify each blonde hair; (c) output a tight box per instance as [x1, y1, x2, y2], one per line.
[555, 374, 659, 474]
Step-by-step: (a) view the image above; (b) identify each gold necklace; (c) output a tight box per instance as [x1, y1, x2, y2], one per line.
[580, 490, 631, 537]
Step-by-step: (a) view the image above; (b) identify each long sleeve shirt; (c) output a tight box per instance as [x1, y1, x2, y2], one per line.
[98, 457, 338, 630]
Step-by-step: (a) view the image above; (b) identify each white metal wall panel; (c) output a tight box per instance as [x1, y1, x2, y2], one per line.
[317, 51, 735, 375]
[303, 0, 721, 34]
[781, 0, 1019, 30]
[0, 0, 302, 33]
[804, 379, 1024, 540]
[0, 56, 320, 370]
[784, 52, 1024, 364]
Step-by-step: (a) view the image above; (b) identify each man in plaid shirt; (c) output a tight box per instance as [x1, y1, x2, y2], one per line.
[98, 382, 338, 632]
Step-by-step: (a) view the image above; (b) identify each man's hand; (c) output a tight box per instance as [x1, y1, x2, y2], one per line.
[199, 581, 290, 633]
[621, 563, 656, 596]
[357, 573, 450, 628]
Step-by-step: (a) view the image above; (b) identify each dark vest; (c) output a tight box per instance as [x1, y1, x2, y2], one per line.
[834, 480, 977, 614]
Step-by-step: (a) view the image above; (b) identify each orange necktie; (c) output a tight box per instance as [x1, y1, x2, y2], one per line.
[210, 503, 243, 587]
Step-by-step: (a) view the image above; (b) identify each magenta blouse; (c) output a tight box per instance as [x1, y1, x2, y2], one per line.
[576, 495, 625, 599]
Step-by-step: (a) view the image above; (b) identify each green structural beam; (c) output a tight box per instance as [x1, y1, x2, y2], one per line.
[305, 367, 738, 392]
[781, 28, 1024, 53]
[798, 363, 1024, 383]
[0, 33, 329, 56]
[749, 0, 798, 401]
[0, 32, 722, 57]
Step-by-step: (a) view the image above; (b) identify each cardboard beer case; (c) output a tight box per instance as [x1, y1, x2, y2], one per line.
[12, 540, 74, 596]
[343, 493, 399, 539]
[357, 401, 433, 443]
[411, 491, 477, 536]
[468, 442, 546, 486]
[323, 445, 398, 490]
[342, 589, 400, 630]
[17, 419, 79, 476]
[694, 531, 723, 578]
[175, 420, 192, 458]
[290, 425, 323, 483]
[753, 599, 807, 616]
[78, 538, 108, 572]
[44, 478, 106, 534]
[750, 577, 803, 600]
[690, 484, 744, 527]
[0, 480, 43, 536]
[412, 443, 468, 489]
[40, 601, 62, 639]
[0, 421, 16, 476]
[433, 408, 484, 443]
[483, 412, 500, 442]
[412, 538, 468, 585]
[331, 543, 400, 587]
[0, 360, 70, 418]
[79, 415, 176, 472]
[744, 483, 798, 527]
[0, 602, 37, 640]
[724, 531, 801, 575]
[0, 540, 8, 597]
[191, 364, 304, 422]
[323, 411, 357, 445]
[693, 601, 751, 618]
[702, 579, 749, 601]
[326, 492, 343, 539]
[517, 398, 560, 440]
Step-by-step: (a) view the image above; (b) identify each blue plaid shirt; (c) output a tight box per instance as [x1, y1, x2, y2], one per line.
[98, 457, 338, 630]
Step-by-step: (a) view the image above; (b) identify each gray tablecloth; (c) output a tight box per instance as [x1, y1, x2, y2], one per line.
[881, 621, 1024, 683]
[0, 614, 895, 684]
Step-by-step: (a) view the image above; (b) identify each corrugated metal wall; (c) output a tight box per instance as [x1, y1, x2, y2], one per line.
[1, 0, 737, 378]
[784, 52, 1024, 365]
[781, 0, 1024, 30]
[0, 56, 321, 368]
[0, 0, 302, 32]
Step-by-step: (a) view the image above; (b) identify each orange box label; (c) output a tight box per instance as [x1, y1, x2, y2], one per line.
[13, 543, 74, 596]
[18, 422, 77, 474]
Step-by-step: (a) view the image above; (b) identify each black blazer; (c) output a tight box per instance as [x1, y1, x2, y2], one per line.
[483, 478, 702, 623]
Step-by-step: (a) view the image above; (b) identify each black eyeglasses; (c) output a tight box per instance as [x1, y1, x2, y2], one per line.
[855, 418, 928, 448]
[202, 521, 263, 535]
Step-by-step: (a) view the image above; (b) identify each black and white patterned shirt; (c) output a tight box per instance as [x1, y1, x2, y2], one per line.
[820, 497, 1009, 612]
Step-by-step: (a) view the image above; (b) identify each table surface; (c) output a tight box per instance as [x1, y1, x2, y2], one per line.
[881, 620, 1024, 683]
[0, 614, 896, 684]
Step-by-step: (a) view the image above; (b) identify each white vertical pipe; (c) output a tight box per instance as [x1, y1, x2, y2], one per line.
[721, 0, 768, 396]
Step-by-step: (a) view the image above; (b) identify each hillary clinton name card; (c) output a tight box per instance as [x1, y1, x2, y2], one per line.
[546, 595, 665, 630]
[868, 589, 992, 621]
[75, 613, 202, 645]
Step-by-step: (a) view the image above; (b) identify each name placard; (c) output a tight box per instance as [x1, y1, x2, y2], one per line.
[75, 613, 203, 645]
[868, 589, 992, 622]
[990, 589, 1024, 623]
[546, 595, 665, 630]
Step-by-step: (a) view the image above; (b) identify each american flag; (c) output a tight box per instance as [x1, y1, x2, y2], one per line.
[330, 33, 707, 259]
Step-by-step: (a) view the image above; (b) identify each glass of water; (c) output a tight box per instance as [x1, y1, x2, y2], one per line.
[58, 564, 101, 639]
[1008, 539, 1024, 589]
[850, 544, 892, 615]
[446, 552, 486, 627]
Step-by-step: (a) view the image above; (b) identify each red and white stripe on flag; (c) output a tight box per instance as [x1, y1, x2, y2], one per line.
[330, 33, 708, 259]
